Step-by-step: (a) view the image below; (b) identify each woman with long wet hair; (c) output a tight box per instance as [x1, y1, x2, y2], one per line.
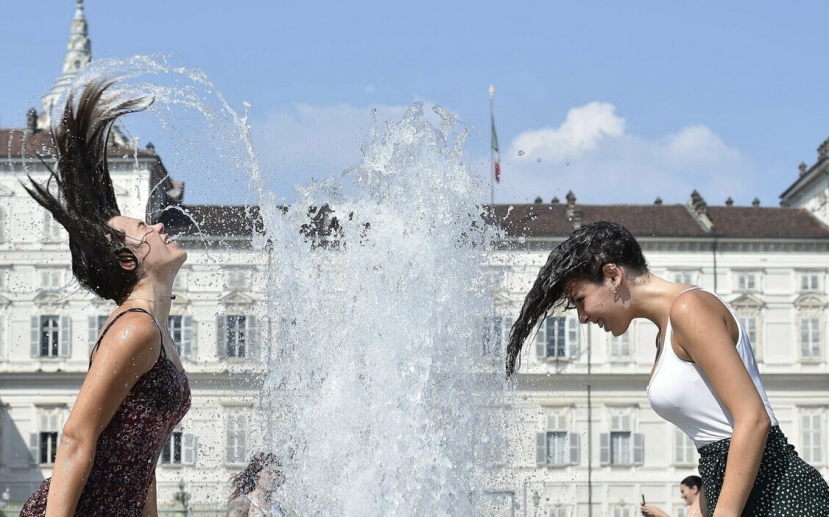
[506, 221, 829, 516]
[19, 79, 190, 516]
[227, 453, 289, 517]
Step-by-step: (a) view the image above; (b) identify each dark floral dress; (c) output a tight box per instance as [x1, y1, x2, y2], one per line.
[20, 308, 191, 517]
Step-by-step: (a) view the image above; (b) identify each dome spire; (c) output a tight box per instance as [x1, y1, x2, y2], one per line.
[38, 0, 93, 130]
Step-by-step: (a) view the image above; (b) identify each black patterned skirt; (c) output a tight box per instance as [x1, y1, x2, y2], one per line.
[698, 426, 829, 516]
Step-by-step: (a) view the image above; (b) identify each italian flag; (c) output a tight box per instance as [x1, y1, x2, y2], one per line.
[491, 113, 501, 183]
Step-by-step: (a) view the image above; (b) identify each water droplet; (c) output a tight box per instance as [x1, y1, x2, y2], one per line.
[537, 158, 541, 163]
[517, 150, 525, 156]
[566, 162, 570, 166]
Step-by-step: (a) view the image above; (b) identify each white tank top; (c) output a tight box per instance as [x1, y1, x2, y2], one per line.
[646, 288, 778, 448]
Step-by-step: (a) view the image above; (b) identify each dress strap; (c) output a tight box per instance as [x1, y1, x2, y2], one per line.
[89, 307, 165, 369]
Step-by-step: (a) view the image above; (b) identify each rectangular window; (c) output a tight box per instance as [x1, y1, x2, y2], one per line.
[737, 315, 758, 353]
[39, 269, 63, 290]
[39, 432, 58, 464]
[800, 317, 822, 359]
[217, 315, 257, 360]
[226, 316, 247, 358]
[32, 408, 63, 465]
[672, 271, 694, 284]
[610, 431, 632, 464]
[226, 411, 248, 464]
[674, 428, 697, 465]
[33, 315, 71, 358]
[43, 212, 63, 242]
[612, 508, 633, 517]
[548, 508, 568, 517]
[537, 414, 579, 467]
[736, 272, 758, 292]
[546, 432, 568, 465]
[40, 316, 60, 357]
[225, 269, 248, 289]
[168, 315, 194, 357]
[162, 431, 183, 464]
[536, 316, 579, 360]
[800, 272, 821, 292]
[801, 412, 824, 465]
[608, 333, 631, 361]
[601, 414, 643, 465]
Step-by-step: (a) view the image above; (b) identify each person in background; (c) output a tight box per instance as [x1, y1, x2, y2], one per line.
[18, 78, 190, 516]
[641, 475, 703, 517]
[227, 453, 291, 517]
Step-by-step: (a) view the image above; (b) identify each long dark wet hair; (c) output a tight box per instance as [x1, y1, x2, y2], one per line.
[505, 221, 649, 376]
[229, 452, 281, 501]
[23, 79, 153, 305]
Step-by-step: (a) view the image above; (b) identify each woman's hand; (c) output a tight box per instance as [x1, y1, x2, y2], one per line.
[640, 504, 669, 516]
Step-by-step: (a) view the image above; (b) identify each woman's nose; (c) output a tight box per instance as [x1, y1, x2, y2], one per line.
[578, 311, 589, 324]
[153, 222, 165, 233]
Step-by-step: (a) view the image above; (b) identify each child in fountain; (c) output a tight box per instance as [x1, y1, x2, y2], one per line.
[506, 221, 829, 516]
[19, 79, 190, 516]
[227, 453, 292, 517]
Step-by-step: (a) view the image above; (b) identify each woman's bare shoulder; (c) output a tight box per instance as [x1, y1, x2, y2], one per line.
[226, 496, 252, 517]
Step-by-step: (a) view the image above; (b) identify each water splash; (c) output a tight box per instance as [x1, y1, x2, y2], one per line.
[261, 104, 503, 515]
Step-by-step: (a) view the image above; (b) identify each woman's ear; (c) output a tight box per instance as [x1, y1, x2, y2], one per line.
[116, 250, 138, 271]
[602, 263, 622, 284]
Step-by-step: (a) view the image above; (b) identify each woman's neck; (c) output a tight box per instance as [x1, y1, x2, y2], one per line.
[122, 284, 173, 320]
[626, 273, 685, 328]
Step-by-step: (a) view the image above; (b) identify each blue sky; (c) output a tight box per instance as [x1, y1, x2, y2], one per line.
[2, 0, 828, 207]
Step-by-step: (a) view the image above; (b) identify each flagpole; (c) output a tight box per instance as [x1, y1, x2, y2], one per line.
[489, 85, 495, 208]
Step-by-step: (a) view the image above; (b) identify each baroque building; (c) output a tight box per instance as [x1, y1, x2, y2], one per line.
[1, 2, 828, 516]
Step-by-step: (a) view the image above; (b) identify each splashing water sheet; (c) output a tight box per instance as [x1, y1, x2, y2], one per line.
[262, 103, 507, 516]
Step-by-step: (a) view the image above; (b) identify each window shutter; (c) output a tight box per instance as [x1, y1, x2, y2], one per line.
[59, 315, 71, 357]
[216, 316, 226, 359]
[31, 316, 40, 357]
[600, 433, 610, 465]
[536, 433, 547, 466]
[182, 315, 194, 358]
[225, 414, 235, 462]
[569, 433, 580, 465]
[492, 317, 503, 356]
[535, 319, 546, 358]
[567, 317, 580, 359]
[633, 433, 644, 465]
[183, 433, 197, 465]
[29, 433, 40, 465]
[247, 315, 259, 360]
[87, 316, 99, 355]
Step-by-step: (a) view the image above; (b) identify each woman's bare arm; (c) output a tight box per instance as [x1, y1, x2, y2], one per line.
[671, 292, 770, 517]
[141, 474, 158, 517]
[45, 313, 161, 517]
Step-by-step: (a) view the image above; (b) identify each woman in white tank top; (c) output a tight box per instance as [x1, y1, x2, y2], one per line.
[506, 221, 829, 517]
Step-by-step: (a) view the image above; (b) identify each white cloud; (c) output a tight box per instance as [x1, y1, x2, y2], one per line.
[510, 102, 625, 163]
[494, 102, 750, 205]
